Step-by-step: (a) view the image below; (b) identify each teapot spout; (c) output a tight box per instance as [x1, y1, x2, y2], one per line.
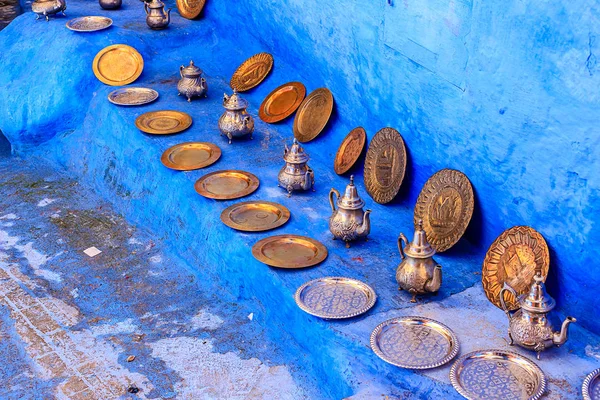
[357, 209, 371, 236]
[425, 264, 442, 293]
[553, 316, 576, 347]
[302, 169, 314, 191]
[166, 8, 171, 22]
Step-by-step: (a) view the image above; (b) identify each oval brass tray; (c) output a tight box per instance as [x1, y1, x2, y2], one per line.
[195, 170, 259, 200]
[135, 110, 192, 135]
[66, 16, 112, 32]
[252, 234, 327, 269]
[108, 87, 159, 106]
[220, 201, 290, 232]
[161, 142, 221, 171]
[583, 368, 600, 400]
[230, 52, 274, 92]
[295, 277, 376, 319]
[370, 316, 459, 370]
[93, 44, 144, 86]
[334, 127, 366, 175]
[482, 226, 550, 311]
[176, 0, 205, 19]
[450, 349, 547, 400]
[259, 82, 306, 123]
[293, 88, 334, 143]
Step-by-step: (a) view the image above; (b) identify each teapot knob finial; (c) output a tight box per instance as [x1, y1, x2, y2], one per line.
[417, 219, 424, 229]
[349, 175, 354, 185]
[534, 272, 543, 283]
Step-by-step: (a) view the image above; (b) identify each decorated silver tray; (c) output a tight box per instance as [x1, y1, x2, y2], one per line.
[295, 277, 376, 319]
[583, 368, 600, 400]
[66, 16, 113, 32]
[450, 349, 547, 400]
[108, 88, 159, 106]
[370, 316, 459, 369]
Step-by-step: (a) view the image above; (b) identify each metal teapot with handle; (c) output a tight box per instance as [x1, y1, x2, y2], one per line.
[329, 175, 371, 247]
[143, 0, 170, 30]
[177, 60, 208, 102]
[277, 138, 314, 196]
[218, 90, 254, 144]
[32, 0, 66, 21]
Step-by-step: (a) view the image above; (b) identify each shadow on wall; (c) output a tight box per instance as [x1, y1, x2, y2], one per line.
[0, 130, 11, 156]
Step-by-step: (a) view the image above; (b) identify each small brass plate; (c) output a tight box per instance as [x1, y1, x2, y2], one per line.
[293, 88, 334, 143]
[135, 110, 192, 135]
[220, 201, 290, 232]
[414, 169, 474, 252]
[108, 87, 159, 106]
[259, 82, 306, 123]
[252, 234, 327, 269]
[93, 44, 144, 86]
[195, 170, 259, 200]
[363, 127, 407, 204]
[230, 52, 274, 92]
[176, 0, 205, 19]
[334, 127, 366, 175]
[161, 142, 221, 171]
[583, 368, 600, 400]
[66, 16, 112, 32]
[482, 226, 550, 311]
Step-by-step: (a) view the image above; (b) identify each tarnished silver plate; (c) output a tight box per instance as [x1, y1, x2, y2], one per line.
[583, 368, 600, 400]
[295, 277, 376, 319]
[450, 349, 547, 400]
[108, 88, 159, 106]
[370, 316, 459, 369]
[66, 16, 112, 32]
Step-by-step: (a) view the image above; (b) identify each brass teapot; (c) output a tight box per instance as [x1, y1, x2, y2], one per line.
[218, 90, 254, 144]
[395, 220, 442, 302]
[277, 138, 314, 196]
[143, 0, 170, 30]
[178, 61, 208, 102]
[329, 176, 371, 247]
[32, 0, 66, 21]
[500, 273, 576, 359]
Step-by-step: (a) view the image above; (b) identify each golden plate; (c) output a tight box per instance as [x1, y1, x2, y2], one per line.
[334, 127, 366, 175]
[93, 44, 144, 86]
[252, 234, 328, 269]
[220, 201, 290, 232]
[230, 52, 274, 92]
[176, 0, 205, 19]
[66, 16, 112, 32]
[259, 82, 306, 123]
[482, 226, 550, 311]
[195, 170, 259, 200]
[161, 142, 221, 171]
[135, 110, 192, 135]
[293, 88, 334, 143]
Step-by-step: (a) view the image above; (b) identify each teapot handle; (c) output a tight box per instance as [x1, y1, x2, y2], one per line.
[144, 2, 149, 14]
[397, 233, 408, 260]
[329, 188, 339, 212]
[499, 283, 518, 316]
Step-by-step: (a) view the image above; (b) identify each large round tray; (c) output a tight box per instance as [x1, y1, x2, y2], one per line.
[108, 88, 159, 106]
[583, 368, 600, 400]
[220, 201, 290, 232]
[135, 110, 192, 135]
[252, 235, 327, 269]
[194, 170, 259, 200]
[293, 88, 334, 143]
[66, 16, 112, 32]
[93, 44, 144, 86]
[259, 82, 306, 123]
[161, 142, 221, 171]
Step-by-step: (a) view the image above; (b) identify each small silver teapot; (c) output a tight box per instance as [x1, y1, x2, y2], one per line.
[218, 90, 254, 144]
[32, 0, 66, 20]
[278, 139, 314, 196]
[143, 0, 170, 30]
[396, 220, 442, 302]
[177, 61, 207, 102]
[501, 273, 576, 359]
[329, 176, 371, 247]
[99, 0, 121, 10]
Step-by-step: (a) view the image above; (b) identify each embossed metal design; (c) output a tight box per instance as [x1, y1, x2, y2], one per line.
[278, 138, 314, 196]
[107, 88, 158, 106]
[218, 91, 254, 144]
[370, 316, 459, 369]
[230, 53, 273, 92]
[450, 349, 547, 400]
[251, 235, 327, 269]
[220, 201, 290, 232]
[66, 16, 112, 32]
[135, 110, 192, 135]
[295, 277, 376, 319]
[178, 60, 207, 102]
[32, 0, 66, 21]
[93, 44, 144, 86]
[293, 88, 334, 143]
[363, 127, 407, 204]
[482, 226, 550, 311]
[160, 142, 221, 171]
[194, 170, 259, 200]
[259, 82, 306, 123]
[583, 368, 600, 400]
[329, 175, 371, 247]
[143, 0, 170, 30]
[414, 169, 474, 252]
[176, 0, 205, 19]
[334, 127, 366, 175]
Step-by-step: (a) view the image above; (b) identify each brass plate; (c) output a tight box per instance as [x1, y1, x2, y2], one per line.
[135, 111, 192, 135]
[334, 127, 366, 175]
[259, 82, 306, 123]
[221, 201, 290, 232]
[370, 316, 459, 370]
[583, 368, 600, 400]
[363, 127, 407, 204]
[108, 87, 159, 106]
[66, 16, 112, 32]
[93, 44, 144, 86]
[176, 0, 205, 19]
[230, 52, 274, 92]
[251, 235, 327, 269]
[482, 226, 550, 311]
[414, 169, 474, 252]
[450, 349, 547, 400]
[295, 277, 376, 319]
[195, 170, 259, 200]
[161, 142, 221, 171]
[293, 88, 334, 143]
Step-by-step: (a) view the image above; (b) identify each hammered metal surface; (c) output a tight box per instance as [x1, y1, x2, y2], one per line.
[93, 44, 144, 86]
[220, 201, 290, 232]
[194, 170, 259, 200]
[334, 127, 366, 175]
[259, 82, 306, 123]
[583, 368, 600, 400]
[66, 16, 112, 32]
[160, 142, 221, 171]
[251, 234, 327, 269]
[230, 53, 273, 92]
[176, 0, 205, 19]
[108, 87, 159, 106]
[293, 88, 334, 143]
[135, 110, 192, 135]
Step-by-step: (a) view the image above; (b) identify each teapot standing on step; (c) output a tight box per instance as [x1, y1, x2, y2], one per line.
[329, 176, 371, 248]
[32, 0, 67, 21]
[218, 90, 254, 144]
[178, 60, 208, 102]
[143, 0, 170, 30]
[277, 139, 314, 196]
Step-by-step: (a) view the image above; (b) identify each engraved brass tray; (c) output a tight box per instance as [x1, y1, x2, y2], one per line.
[334, 127, 366, 175]
[364, 127, 407, 204]
[66, 16, 112, 32]
[295, 277, 376, 319]
[482, 226, 550, 311]
[93, 44, 144, 86]
[370, 316, 459, 369]
[135, 111, 192, 135]
[176, 0, 205, 19]
[583, 368, 600, 400]
[293, 88, 334, 143]
[259, 82, 306, 123]
[108, 87, 159, 106]
[450, 349, 547, 400]
[252, 235, 327, 269]
[161, 142, 221, 171]
[230, 52, 274, 92]
[220, 201, 290, 232]
[194, 170, 259, 200]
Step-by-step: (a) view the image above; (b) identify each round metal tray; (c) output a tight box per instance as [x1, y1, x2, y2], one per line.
[252, 234, 327, 269]
[220, 201, 290, 232]
[583, 368, 600, 400]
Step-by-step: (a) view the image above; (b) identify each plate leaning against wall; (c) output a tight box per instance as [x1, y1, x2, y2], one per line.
[230, 52, 274, 92]
[108, 88, 159, 106]
[66, 16, 112, 32]
[176, 0, 206, 19]
[334, 126, 366, 175]
[259, 81, 306, 123]
[93, 44, 144, 86]
[293, 88, 334, 143]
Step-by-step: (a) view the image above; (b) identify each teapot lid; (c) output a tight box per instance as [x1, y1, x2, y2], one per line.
[520, 273, 556, 313]
[145, 0, 165, 8]
[337, 175, 365, 210]
[403, 220, 436, 258]
[284, 138, 310, 164]
[181, 60, 203, 77]
[223, 90, 248, 110]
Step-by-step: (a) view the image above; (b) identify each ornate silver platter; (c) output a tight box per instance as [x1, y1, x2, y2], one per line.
[108, 88, 159, 106]
[66, 16, 113, 32]
[450, 349, 547, 400]
[583, 368, 600, 400]
[370, 316, 459, 369]
[295, 277, 376, 319]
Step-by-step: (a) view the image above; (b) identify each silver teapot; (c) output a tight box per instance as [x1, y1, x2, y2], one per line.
[501, 273, 576, 359]
[32, 0, 66, 20]
[329, 176, 371, 247]
[218, 90, 254, 144]
[278, 138, 314, 196]
[177, 61, 207, 102]
[99, 0, 121, 10]
[143, 0, 170, 30]
[395, 220, 442, 302]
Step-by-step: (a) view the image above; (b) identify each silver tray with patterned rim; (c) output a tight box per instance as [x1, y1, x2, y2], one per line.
[295, 277, 376, 319]
[583, 368, 600, 400]
[450, 349, 547, 400]
[370, 316, 459, 369]
[66, 16, 113, 32]
[108, 88, 159, 106]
